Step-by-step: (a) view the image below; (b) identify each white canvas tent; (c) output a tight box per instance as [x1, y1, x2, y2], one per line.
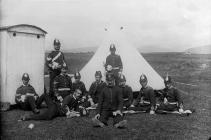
[0, 24, 47, 104]
[80, 26, 165, 91]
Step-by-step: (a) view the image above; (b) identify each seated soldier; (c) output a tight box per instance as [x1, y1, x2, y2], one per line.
[15, 73, 40, 114]
[53, 65, 72, 101]
[156, 75, 184, 113]
[92, 73, 127, 128]
[130, 74, 156, 114]
[71, 71, 87, 96]
[20, 89, 82, 121]
[118, 74, 133, 109]
[89, 71, 106, 105]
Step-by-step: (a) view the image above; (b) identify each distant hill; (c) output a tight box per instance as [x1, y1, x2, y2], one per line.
[64, 47, 98, 53]
[185, 45, 211, 54]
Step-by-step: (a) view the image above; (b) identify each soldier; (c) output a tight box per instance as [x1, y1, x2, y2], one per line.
[105, 44, 123, 85]
[20, 89, 82, 121]
[71, 71, 87, 96]
[130, 74, 156, 114]
[46, 39, 67, 97]
[118, 74, 133, 109]
[15, 73, 40, 114]
[156, 75, 184, 113]
[89, 71, 107, 104]
[53, 65, 72, 102]
[92, 73, 127, 128]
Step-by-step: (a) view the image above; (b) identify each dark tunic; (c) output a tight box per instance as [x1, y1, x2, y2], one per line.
[97, 85, 123, 114]
[105, 54, 123, 70]
[46, 51, 66, 71]
[89, 80, 107, 103]
[71, 81, 87, 96]
[15, 84, 38, 104]
[120, 85, 133, 107]
[163, 87, 183, 105]
[53, 74, 72, 98]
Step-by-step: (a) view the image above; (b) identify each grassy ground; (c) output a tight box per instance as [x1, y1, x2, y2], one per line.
[1, 52, 211, 140]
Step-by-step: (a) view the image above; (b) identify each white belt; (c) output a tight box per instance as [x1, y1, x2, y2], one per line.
[143, 101, 150, 104]
[139, 100, 150, 104]
[112, 67, 120, 70]
[58, 88, 71, 91]
[124, 98, 129, 101]
[26, 93, 35, 96]
[168, 102, 178, 105]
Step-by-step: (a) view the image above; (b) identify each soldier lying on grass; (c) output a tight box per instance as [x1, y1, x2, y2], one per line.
[20, 89, 85, 121]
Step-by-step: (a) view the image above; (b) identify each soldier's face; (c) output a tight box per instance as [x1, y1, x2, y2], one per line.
[140, 81, 147, 88]
[61, 69, 67, 74]
[95, 76, 101, 82]
[22, 80, 29, 85]
[119, 81, 126, 87]
[74, 90, 82, 99]
[165, 83, 172, 89]
[107, 80, 114, 87]
[75, 78, 80, 83]
[110, 50, 115, 55]
[54, 45, 60, 51]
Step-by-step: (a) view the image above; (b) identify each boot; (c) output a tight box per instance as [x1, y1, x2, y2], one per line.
[92, 117, 105, 127]
[114, 120, 127, 128]
[33, 108, 40, 114]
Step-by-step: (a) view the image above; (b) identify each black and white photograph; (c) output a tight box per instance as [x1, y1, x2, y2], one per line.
[0, 0, 211, 139]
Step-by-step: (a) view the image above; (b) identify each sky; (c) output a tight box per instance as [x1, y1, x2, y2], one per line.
[1, 0, 211, 52]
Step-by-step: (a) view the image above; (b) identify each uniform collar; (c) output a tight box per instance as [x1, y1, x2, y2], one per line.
[22, 84, 29, 87]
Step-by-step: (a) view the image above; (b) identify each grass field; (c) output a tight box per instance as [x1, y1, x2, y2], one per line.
[1, 52, 211, 140]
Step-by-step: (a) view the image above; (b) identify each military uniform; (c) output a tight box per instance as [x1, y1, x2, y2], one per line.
[71, 81, 87, 96]
[22, 93, 80, 120]
[131, 86, 156, 111]
[157, 86, 183, 111]
[53, 73, 72, 99]
[96, 84, 124, 125]
[15, 84, 39, 112]
[46, 48, 67, 96]
[105, 54, 123, 84]
[121, 85, 133, 108]
[89, 80, 106, 104]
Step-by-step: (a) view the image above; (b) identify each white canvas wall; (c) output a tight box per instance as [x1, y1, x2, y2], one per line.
[1, 29, 45, 104]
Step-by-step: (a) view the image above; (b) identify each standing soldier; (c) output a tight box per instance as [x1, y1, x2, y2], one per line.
[89, 71, 107, 104]
[46, 39, 67, 97]
[15, 73, 40, 114]
[92, 73, 127, 128]
[130, 74, 156, 114]
[105, 44, 123, 85]
[53, 65, 72, 102]
[118, 74, 133, 109]
[156, 75, 184, 113]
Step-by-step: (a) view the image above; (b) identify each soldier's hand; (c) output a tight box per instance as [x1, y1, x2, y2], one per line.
[34, 96, 38, 100]
[20, 95, 26, 102]
[113, 110, 122, 116]
[95, 114, 100, 119]
[48, 64, 53, 67]
[57, 96, 63, 102]
[164, 97, 168, 104]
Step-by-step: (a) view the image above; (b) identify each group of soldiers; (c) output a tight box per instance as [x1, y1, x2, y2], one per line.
[15, 39, 188, 128]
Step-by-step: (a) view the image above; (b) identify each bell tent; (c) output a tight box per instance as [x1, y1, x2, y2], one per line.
[0, 24, 47, 104]
[80, 26, 165, 91]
